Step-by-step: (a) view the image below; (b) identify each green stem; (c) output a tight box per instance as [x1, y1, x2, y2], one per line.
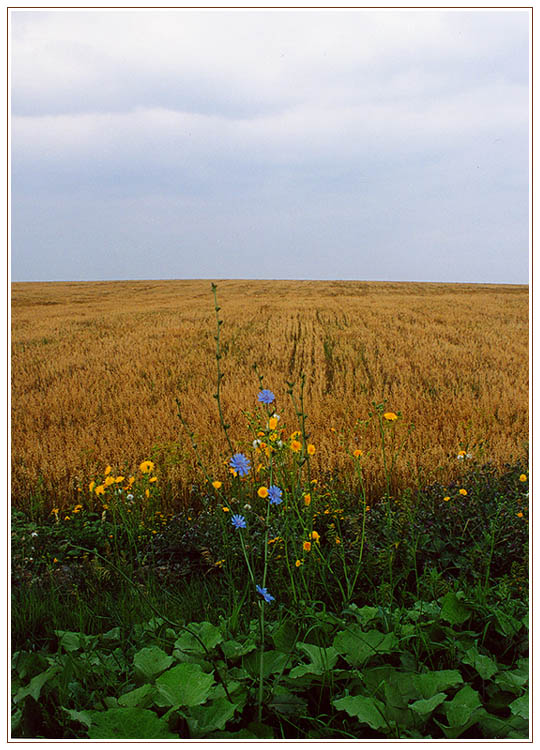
[211, 283, 235, 456]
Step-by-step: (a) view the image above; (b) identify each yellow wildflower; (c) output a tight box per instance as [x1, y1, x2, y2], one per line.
[304, 493, 311, 506]
[291, 440, 302, 453]
[258, 486, 269, 499]
[519, 474, 527, 482]
[64, 516, 70, 521]
[459, 489, 468, 496]
[139, 460, 155, 474]
[310, 531, 320, 543]
[149, 477, 158, 483]
[53, 557, 59, 564]
[353, 449, 363, 458]
[95, 485, 105, 495]
[295, 559, 303, 567]
[269, 432, 278, 442]
[212, 481, 222, 490]
[222, 507, 230, 512]
[145, 489, 150, 499]
[517, 511, 524, 518]
[115, 476, 125, 483]
[104, 465, 112, 476]
[269, 416, 278, 430]
[335, 537, 341, 545]
[89, 481, 95, 493]
[73, 504, 83, 514]
[307, 444, 316, 455]
[104, 476, 115, 487]
[51, 507, 59, 515]
[303, 541, 312, 552]
[443, 496, 450, 502]
[291, 431, 301, 439]
[383, 412, 398, 421]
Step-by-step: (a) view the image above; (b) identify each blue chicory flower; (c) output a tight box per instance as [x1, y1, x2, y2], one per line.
[268, 485, 283, 505]
[230, 453, 251, 477]
[256, 584, 275, 603]
[258, 389, 275, 405]
[231, 514, 247, 529]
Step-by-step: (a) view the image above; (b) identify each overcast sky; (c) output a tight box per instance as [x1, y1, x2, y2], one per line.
[10, 9, 530, 284]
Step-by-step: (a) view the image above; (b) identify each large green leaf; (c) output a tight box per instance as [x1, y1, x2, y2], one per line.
[187, 696, 239, 737]
[444, 685, 482, 727]
[333, 626, 399, 666]
[269, 690, 308, 717]
[412, 670, 463, 700]
[333, 694, 388, 731]
[243, 650, 288, 679]
[509, 693, 529, 721]
[155, 663, 215, 707]
[13, 666, 60, 704]
[440, 592, 471, 626]
[174, 622, 223, 655]
[271, 620, 298, 653]
[462, 646, 498, 680]
[118, 684, 156, 708]
[289, 643, 338, 678]
[87, 708, 177, 739]
[220, 638, 256, 659]
[409, 693, 447, 717]
[133, 646, 173, 681]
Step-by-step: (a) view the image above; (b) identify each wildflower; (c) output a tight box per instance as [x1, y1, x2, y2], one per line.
[53, 557, 59, 564]
[51, 508, 59, 516]
[519, 474, 527, 482]
[258, 389, 275, 405]
[383, 412, 398, 421]
[256, 463, 264, 474]
[115, 476, 125, 483]
[303, 541, 312, 552]
[291, 440, 302, 453]
[244, 503, 252, 511]
[222, 506, 230, 512]
[255, 584, 275, 603]
[304, 493, 311, 506]
[443, 496, 450, 502]
[128, 476, 135, 486]
[215, 559, 225, 568]
[126, 494, 134, 501]
[517, 511, 524, 518]
[139, 460, 155, 474]
[104, 465, 112, 476]
[457, 450, 467, 459]
[310, 530, 320, 543]
[268, 485, 283, 505]
[104, 476, 115, 487]
[145, 489, 150, 499]
[212, 480, 222, 490]
[295, 559, 303, 567]
[64, 516, 70, 521]
[269, 432, 278, 442]
[330, 427, 336, 433]
[231, 514, 247, 529]
[102, 503, 109, 510]
[291, 431, 301, 439]
[335, 537, 341, 544]
[73, 504, 83, 514]
[458, 489, 468, 496]
[257, 486, 269, 499]
[89, 481, 95, 493]
[353, 449, 363, 458]
[30, 531, 38, 538]
[307, 444, 316, 456]
[230, 453, 251, 477]
[269, 416, 279, 430]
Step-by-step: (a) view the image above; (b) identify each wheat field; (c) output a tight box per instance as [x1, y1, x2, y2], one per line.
[11, 279, 528, 509]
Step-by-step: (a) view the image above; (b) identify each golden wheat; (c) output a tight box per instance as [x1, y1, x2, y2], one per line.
[11, 279, 528, 509]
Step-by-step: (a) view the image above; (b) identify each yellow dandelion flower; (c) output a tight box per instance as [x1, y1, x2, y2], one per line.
[102, 504, 109, 510]
[215, 559, 225, 568]
[115, 476, 125, 483]
[291, 431, 301, 439]
[311, 479, 318, 485]
[295, 559, 303, 567]
[229, 467, 238, 477]
[128, 476, 135, 486]
[256, 463, 264, 474]
[459, 489, 468, 496]
[269, 432, 278, 442]
[335, 537, 341, 545]
[443, 496, 450, 502]
[310, 531, 320, 543]
[291, 440, 302, 453]
[104, 476, 115, 487]
[64, 516, 70, 521]
[222, 506, 230, 512]
[145, 489, 150, 499]
[73, 504, 83, 513]
[353, 449, 363, 458]
[149, 477, 158, 483]
[457, 450, 467, 457]
[258, 486, 269, 499]
[517, 511, 524, 518]
[89, 481, 96, 493]
[95, 485, 105, 495]
[519, 474, 527, 482]
[104, 465, 112, 476]
[212, 480, 222, 490]
[269, 416, 278, 430]
[303, 541, 312, 552]
[53, 557, 59, 564]
[307, 444, 316, 455]
[304, 493, 311, 506]
[51, 507, 59, 515]
[330, 427, 336, 433]
[139, 460, 155, 474]
[383, 412, 398, 421]
[257, 431, 265, 437]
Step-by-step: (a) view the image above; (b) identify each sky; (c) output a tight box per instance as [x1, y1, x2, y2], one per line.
[10, 8, 530, 284]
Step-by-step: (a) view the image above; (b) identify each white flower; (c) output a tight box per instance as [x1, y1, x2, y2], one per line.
[252, 439, 261, 448]
[276, 440, 284, 448]
[30, 531, 38, 538]
[127, 493, 134, 501]
[271, 413, 281, 421]
[244, 503, 252, 511]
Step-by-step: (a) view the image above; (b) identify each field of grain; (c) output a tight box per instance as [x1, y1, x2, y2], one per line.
[11, 279, 528, 509]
